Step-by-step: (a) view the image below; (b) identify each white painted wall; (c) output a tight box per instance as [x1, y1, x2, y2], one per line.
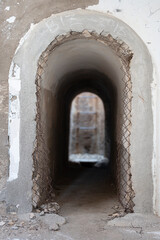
[87, 0, 160, 215]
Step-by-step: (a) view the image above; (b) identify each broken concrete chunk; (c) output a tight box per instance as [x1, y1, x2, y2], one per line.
[82, 30, 91, 38]
[40, 202, 60, 214]
[0, 221, 5, 227]
[40, 213, 66, 228]
[7, 220, 14, 226]
[29, 213, 36, 219]
[40, 211, 45, 216]
[49, 223, 59, 231]
[11, 226, 19, 230]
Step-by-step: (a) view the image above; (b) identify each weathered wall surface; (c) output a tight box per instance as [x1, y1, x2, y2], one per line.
[87, 0, 160, 215]
[0, 0, 159, 215]
[0, 0, 97, 193]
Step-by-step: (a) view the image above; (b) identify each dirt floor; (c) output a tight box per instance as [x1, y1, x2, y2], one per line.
[0, 163, 160, 240]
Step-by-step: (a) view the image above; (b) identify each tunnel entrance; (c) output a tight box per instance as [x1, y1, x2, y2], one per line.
[32, 32, 134, 213]
[52, 70, 119, 215]
[7, 11, 154, 214]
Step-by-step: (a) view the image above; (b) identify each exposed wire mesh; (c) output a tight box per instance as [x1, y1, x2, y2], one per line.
[32, 63, 54, 208]
[32, 31, 135, 211]
[116, 65, 135, 212]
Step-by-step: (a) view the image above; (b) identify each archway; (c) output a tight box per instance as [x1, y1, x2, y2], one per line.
[69, 92, 106, 160]
[7, 10, 153, 214]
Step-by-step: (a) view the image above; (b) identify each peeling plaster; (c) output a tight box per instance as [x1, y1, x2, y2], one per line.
[6, 16, 16, 23]
[8, 63, 21, 182]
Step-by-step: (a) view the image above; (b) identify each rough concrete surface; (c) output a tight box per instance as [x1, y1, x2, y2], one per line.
[0, 0, 97, 191]
[1, 212, 160, 240]
[0, 164, 160, 239]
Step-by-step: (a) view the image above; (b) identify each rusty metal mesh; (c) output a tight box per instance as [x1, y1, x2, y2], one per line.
[116, 65, 135, 212]
[32, 31, 135, 211]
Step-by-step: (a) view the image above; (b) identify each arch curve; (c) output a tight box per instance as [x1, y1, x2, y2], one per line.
[7, 10, 153, 214]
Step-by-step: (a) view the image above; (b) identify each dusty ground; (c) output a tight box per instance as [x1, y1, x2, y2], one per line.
[0, 164, 160, 240]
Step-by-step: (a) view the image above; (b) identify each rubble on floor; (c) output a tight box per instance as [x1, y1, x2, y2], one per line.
[1, 204, 160, 240]
[107, 204, 126, 220]
[0, 211, 66, 233]
[0, 200, 66, 236]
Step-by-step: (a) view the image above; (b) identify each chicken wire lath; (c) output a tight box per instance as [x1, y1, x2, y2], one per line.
[32, 31, 135, 211]
[116, 66, 134, 212]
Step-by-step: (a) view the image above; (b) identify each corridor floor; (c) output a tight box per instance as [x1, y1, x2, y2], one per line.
[55, 163, 119, 217]
[1, 163, 160, 240]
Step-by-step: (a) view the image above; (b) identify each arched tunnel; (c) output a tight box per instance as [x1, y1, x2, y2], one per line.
[32, 35, 134, 213]
[53, 70, 117, 182]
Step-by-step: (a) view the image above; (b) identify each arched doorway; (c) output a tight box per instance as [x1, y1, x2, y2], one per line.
[7, 10, 153, 214]
[32, 41, 133, 211]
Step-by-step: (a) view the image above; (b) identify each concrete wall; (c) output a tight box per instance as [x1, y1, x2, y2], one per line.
[0, 0, 97, 196]
[0, 0, 159, 215]
[87, 0, 160, 215]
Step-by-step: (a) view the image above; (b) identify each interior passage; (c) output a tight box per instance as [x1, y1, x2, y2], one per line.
[54, 89, 120, 216]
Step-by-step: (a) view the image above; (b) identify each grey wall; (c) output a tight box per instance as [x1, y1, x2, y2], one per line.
[3, 10, 153, 214]
[0, 0, 97, 193]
